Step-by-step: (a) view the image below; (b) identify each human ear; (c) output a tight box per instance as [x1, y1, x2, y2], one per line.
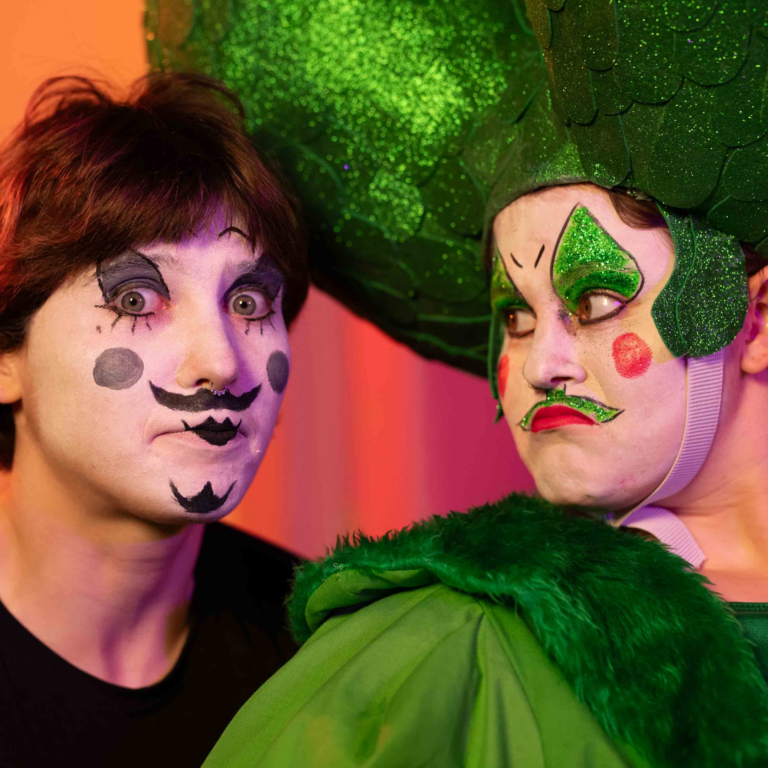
[0, 349, 24, 405]
[741, 266, 768, 375]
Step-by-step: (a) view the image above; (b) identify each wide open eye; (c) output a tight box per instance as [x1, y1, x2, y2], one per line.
[114, 286, 162, 315]
[230, 290, 272, 319]
[577, 292, 625, 324]
[507, 308, 536, 337]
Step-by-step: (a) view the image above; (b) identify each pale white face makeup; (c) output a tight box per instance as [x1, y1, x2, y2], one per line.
[493, 185, 687, 511]
[11, 217, 290, 525]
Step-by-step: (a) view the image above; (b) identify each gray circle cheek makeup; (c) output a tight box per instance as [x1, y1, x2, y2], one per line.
[267, 350, 290, 394]
[93, 348, 145, 390]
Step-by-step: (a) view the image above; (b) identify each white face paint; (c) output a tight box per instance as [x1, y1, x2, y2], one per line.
[493, 185, 687, 511]
[13, 217, 290, 524]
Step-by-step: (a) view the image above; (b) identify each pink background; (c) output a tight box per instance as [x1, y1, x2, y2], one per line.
[1, 0, 535, 557]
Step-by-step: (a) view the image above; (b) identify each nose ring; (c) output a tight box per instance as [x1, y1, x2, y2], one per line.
[211, 387, 228, 397]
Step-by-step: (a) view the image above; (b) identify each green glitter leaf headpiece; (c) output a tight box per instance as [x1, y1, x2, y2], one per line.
[146, 0, 766, 376]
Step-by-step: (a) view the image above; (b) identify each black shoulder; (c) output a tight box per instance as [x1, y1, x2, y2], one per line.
[197, 522, 300, 607]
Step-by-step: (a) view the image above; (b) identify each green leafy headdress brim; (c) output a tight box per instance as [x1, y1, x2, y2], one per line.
[146, 0, 766, 377]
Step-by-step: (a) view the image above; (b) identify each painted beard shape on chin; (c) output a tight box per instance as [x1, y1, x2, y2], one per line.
[170, 480, 236, 514]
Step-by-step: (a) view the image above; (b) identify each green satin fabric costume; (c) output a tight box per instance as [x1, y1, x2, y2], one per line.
[203, 497, 768, 767]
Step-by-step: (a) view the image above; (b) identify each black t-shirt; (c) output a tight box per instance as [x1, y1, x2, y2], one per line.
[0, 522, 299, 768]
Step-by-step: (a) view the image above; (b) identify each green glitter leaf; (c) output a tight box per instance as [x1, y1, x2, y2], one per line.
[527, 0, 553, 49]
[579, 0, 619, 71]
[679, 0, 750, 87]
[708, 196, 768, 244]
[570, 112, 630, 187]
[711, 34, 768, 148]
[419, 156, 485, 238]
[652, 206, 748, 358]
[519, 388, 623, 431]
[724, 134, 768, 203]
[589, 68, 631, 116]
[552, 206, 642, 313]
[546, 8, 596, 125]
[645, 81, 727, 208]
[663, 0, 717, 32]
[614, 0, 681, 104]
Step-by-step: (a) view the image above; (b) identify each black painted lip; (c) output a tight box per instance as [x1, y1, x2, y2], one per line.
[181, 416, 242, 447]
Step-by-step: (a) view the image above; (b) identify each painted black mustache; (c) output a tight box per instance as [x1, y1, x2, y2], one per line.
[170, 480, 236, 514]
[181, 416, 241, 447]
[150, 382, 260, 412]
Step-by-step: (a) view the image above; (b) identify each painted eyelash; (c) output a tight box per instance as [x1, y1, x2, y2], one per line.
[95, 304, 155, 333]
[244, 309, 276, 336]
[96, 285, 278, 335]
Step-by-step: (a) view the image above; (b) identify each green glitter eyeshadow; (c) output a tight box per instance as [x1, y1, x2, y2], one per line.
[519, 388, 623, 431]
[490, 243, 530, 313]
[552, 206, 643, 313]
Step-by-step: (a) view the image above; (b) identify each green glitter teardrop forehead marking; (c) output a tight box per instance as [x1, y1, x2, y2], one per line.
[519, 388, 623, 432]
[552, 205, 644, 313]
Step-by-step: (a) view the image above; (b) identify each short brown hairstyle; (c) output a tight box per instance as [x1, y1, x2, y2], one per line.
[0, 72, 309, 467]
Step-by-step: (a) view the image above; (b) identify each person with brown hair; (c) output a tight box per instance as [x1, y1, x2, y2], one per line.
[0, 72, 308, 767]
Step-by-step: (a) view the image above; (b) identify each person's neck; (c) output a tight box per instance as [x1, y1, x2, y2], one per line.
[0, 458, 204, 689]
[665, 367, 768, 601]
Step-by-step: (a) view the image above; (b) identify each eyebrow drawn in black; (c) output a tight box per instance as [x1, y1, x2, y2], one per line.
[534, 244, 545, 269]
[509, 251, 523, 269]
[219, 226, 249, 240]
[96, 250, 171, 302]
[228, 256, 285, 301]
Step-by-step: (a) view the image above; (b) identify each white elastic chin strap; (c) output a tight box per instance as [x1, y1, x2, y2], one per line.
[608, 350, 725, 569]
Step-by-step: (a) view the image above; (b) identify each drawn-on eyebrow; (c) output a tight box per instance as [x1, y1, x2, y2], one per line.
[227, 255, 285, 301]
[219, 226, 250, 240]
[534, 244, 545, 269]
[509, 251, 523, 269]
[96, 250, 171, 302]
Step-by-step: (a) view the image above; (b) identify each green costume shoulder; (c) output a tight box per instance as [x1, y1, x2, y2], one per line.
[205, 495, 768, 767]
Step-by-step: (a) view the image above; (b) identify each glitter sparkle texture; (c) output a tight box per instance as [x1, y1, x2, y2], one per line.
[519, 388, 623, 432]
[552, 206, 643, 314]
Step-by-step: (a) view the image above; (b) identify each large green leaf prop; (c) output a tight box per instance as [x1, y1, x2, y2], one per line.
[147, 0, 768, 376]
[653, 206, 748, 357]
[146, 0, 546, 376]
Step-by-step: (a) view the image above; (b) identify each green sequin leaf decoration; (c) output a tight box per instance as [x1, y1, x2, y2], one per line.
[552, 206, 642, 313]
[652, 206, 748, 358]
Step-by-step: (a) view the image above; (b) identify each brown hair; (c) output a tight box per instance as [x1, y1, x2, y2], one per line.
[0, 72, 309, 467]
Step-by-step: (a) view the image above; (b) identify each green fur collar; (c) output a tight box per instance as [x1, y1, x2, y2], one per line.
[290, 494, 768, 767]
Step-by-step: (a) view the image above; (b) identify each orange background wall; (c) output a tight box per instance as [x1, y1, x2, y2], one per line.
[1, 0, 535, 557]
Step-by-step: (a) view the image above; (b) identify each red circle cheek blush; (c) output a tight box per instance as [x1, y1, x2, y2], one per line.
[612, 332, 652, 379]
[498, 355, 510, 399]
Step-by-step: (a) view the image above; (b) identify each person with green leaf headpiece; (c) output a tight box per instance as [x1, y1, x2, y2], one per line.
[149, 0, 768, 764]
